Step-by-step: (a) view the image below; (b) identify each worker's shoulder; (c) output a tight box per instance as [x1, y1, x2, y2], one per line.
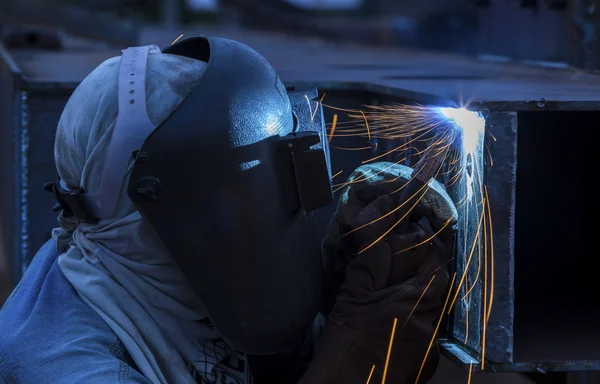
[0, 239, 62, 383]
[0, 239, 59, 333]
[0, 239, 61, 329]
[0, 240, 150, 383]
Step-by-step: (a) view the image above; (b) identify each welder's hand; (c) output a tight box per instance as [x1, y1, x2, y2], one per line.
[299, 162, 456, 384]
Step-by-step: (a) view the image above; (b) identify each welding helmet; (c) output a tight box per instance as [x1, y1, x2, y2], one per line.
[46, 36, 333, 354]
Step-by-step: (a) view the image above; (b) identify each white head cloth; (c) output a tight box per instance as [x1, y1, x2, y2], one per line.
[52, 47, 250, 384]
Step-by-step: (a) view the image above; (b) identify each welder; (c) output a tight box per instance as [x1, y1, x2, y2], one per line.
[0, 36, 455, 384]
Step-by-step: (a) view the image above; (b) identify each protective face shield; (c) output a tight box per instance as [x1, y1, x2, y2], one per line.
[45, 36, 333, 354]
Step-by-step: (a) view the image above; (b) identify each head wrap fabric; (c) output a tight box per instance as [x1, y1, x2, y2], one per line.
[53, 49, 250, 384]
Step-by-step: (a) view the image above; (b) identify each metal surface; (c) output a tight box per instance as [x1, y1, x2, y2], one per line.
[445, 112, 486, 359]
[2, 29, 600, 372]
[442, 111, 517, 368]
[141, 27, 600, 111]
[480, 112, 517, 364]
[442, 108, 599, 372]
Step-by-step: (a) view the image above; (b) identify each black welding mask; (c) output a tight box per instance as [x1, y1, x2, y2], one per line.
[132, 37, 334, 355]
[138, 37, 333, 354]
[46, 36, 333, 354]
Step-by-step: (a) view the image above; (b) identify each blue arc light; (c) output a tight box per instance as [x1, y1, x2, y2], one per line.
[437, 107, 486, 155]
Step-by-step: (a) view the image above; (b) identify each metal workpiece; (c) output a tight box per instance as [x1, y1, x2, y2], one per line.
[441, 111, 517, 369]
[441, 109, 600, 373]
[479, 112, 517, 364]
[443, 108, 486, 359]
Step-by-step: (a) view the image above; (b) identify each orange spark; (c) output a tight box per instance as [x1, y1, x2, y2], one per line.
[321, 103, 362, 114]
[329, 145, 372, 151]
[467, 363, 473, 384]
[381, 318, 398, 384]
[171, 34, 184, 45]
[482, 203, 488, 370]
[429, 257, 455, 276]
[462, 231, 482, 301]
[344, 172, 433, 238]
[485, 185, 495, 321]
[366, 365, 376, 384]
[333, 157, 407, 193]
[359, 110, 372, 140]
[400, 276, 436, 334]
[415, 272, 457, 384]
[362, 126, 438, 164]
[357, 184, 431, 255]
[481, 186, 494, 370]
[464, 280, 469, 343]
[447, 204, 486, 315]
[328, 114, 338, 142]
[394, 217, 455, 255]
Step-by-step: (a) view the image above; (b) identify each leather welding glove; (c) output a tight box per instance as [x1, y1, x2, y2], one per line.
[299, 162, 457, 384]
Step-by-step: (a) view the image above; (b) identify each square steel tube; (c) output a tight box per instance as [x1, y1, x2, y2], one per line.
[441, 109, 600, 373]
